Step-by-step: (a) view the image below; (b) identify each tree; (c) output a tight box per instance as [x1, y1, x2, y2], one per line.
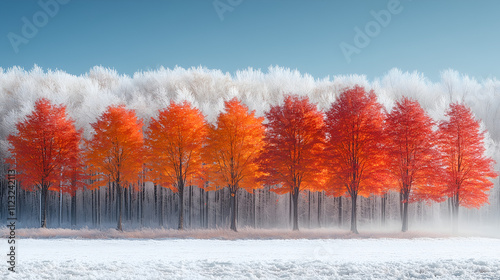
[438, 102, 497, 231]
[259, 94, 325, 231]
[85, 105, 144, 231]
[146, 101, 207, 230]
[324, 85, 385, 234]
[204, 98, 265, 231]
[385, 97, 443, 232]
[7, 98, 81, 228]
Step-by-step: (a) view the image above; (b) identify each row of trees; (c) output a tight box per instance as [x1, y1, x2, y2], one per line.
[7, 85, 497, 233]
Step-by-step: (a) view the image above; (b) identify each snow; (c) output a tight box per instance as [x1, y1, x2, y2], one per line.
[2, 230, 500, 279]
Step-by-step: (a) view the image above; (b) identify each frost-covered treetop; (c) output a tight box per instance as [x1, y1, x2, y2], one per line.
[1, 65, 499, 162]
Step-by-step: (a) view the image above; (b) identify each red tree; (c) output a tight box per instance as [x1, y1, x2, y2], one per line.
[259, 95, 325, 231]
[85, 105, 144, 231]
[324, 85, 385, 234]
[8, 98, 82, 228]
[146, 101, 207, 229]
[204, 98, 265, 231]
[438, 102, 497, 231]
[385, 97, 443, 232]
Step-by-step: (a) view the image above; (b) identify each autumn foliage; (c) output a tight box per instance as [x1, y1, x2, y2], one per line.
[204, 98, 265, 231]
[385, 97, 443, 231]
[259, 94, 325, 231]
[85, 105, 144, 230]
[438, 103, 497, 229]
[146, 101, 207, 229]
[324, 86, 386, 234]
[8, 98, 82, 228]
[6, 86, 498, 233]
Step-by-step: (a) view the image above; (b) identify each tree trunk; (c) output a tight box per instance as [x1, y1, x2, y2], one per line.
[225, 188, 230, 226]
[159, 186, 164, 227]
[308, 190, 311, 228]
[236, 189, 239, 227]
[71, 194, 76, 227]
[116, 181, 123, 231]
[154, 184, 158, 219]
[399, 190, 403, 221]
[178, 182, 184, 230]
[129, 186, 132, 221]
[381, 193, 386, 226]
[452, 192, 459, 233]
[199, 187, 203, 228]
[124, 186, 128, 222]
[292, 187, 299, 231]
[350, 193, 358, 234]
[214, 190, 218, 227]
[66, 194, 70, 224]
[188, 185, 192, 228]
[253, 189, 256, 228]
[230, 187, 238, 232]
[41, 184, 48, 228]
[317, 191, 321, 228]
[338, 196, 342, 228]
[215, 190, 219, 227]
[206, 189, 209, 228]
[111, 183, 115, 224]
[289, 192, 292, 227]
[402, 201, 409, 232]
[98, 188, 101, 227]
[106, 183, 110, 224]
[92, 189, 96, 227]
[141, 182, 145, 226]
[402, 188, 409, 232]
[59, 188, 62, 227]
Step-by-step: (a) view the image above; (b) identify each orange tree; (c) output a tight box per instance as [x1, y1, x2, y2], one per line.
[324, 85, 386, 234]
[438, 102, 497, 231]
[145, 101, 207, 230]
[259, 94, 325, 231]
[385, 97, 443, 232]
[203, 98, 265, 232]
[8, 98, 81, 228]
[85, 105, 144, 231]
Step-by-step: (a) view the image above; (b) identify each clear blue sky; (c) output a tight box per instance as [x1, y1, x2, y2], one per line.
[1, 0, 499, 81]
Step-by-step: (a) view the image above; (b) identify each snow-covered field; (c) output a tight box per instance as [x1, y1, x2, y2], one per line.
[2, 229, 500, 279]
